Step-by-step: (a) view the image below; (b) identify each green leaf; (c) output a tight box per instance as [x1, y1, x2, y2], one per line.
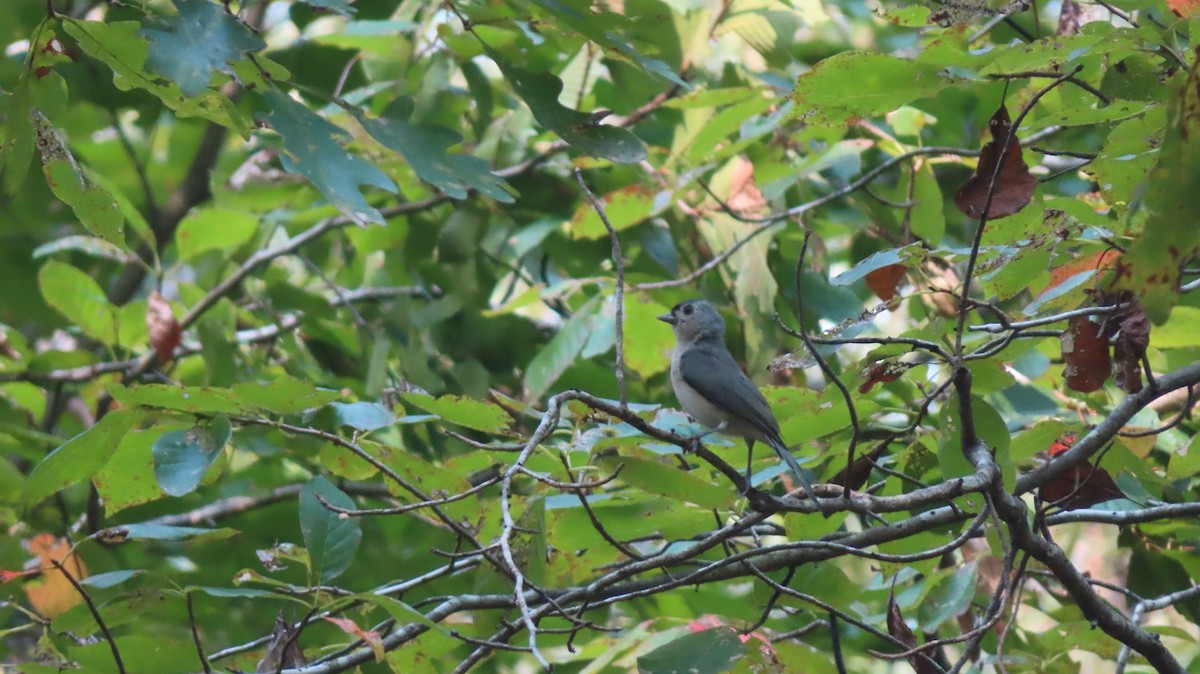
[979, 34, 1104, 76]
[38, 260, 119, 345]
[604, 455, 734, 508]
[638, 628, 744, 674]
[909, 163, 945, 244]
[567, 185, 662, 239]
[399, 393, 511, 433]
[258, 90, 398, 226]
[940, 395, 1013, 489]
[1109, 66, 1200, 324]
[524, 296, 602, 400]
[354, 101, 515, 203]
[297, 0, 356, 14]
[231, 377, 343, 414]
[831, 244, 928, 287]
[316, 401, 395, 431]
[2, 76, 35, 195]
[109, 383, 245, 414]
[175, 208, 259, 260]
[62, 19, 251, 135]
[80, 570, 144, 588]
[527, 0, 686, 87]
[140, 0, 266, 98]
[32, 235, 135, 264]
[24, 410, 145, 504]
[1025, 99, 1152, 132]
[355, 594, 444, 632]
[488, 48, 647, 164]
[623, 296, 673, 378]
[917, 560, 977, 630]
[152, 416, 232, 497]
[33, 112, 124, 245]
[791, 52, 948, 125]
[1153, 307, 1200, 348]
[1010, 419, 1067, 464]
[188, 586, 283, 599]
[102, 523, 237, 542]
[299, 476, 362, 583]
[95, 428, 169, 516]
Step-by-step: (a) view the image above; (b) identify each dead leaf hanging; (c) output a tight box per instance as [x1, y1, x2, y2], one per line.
[146, 290, 182, 363]
[1061, 315, 1110, 392]
[955, 105, 1037, 220]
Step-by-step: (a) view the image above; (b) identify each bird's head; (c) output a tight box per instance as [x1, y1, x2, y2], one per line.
[658, 299, 725, 342]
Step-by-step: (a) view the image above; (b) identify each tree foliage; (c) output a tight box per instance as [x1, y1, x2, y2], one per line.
[1, 0, 1200, 672]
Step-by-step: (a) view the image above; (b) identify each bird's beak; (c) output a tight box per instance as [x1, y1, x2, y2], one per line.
[657, 313, 676, 325]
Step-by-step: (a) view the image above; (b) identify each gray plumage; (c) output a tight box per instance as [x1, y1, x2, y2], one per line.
[659, 299, 819, 506]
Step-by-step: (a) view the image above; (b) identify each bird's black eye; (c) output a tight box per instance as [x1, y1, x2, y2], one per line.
[682, 304, 694, 316]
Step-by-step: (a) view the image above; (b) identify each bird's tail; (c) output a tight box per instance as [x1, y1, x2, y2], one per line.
[769, 439, 821, 508]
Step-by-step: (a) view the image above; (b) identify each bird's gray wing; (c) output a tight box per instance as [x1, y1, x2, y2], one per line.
[678, 341, 784, 442]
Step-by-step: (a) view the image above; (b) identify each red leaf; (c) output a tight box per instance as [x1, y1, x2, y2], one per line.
[1040, 434, 1124, 509]
[1061, 316, 1110, 392]
[324, 616, 384, 661]
[859, 359, 909, 394]
[146, 291, 182, 362]
[865, 263, 907, 301]
[954, 105, 1037, 220]
[1040, 464, 1124, 509]
[1048, 434, 1077, 457]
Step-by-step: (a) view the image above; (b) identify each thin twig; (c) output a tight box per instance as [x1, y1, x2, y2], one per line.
[954, 68, 1084, 357]
[187, 592, 213, 673]
[51, 559, 126, 674]
[793, 230, 860, 503]
[575, 168, 628, 408]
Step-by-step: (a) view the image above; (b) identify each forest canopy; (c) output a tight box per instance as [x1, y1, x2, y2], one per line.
[1, 0, 1200, 673]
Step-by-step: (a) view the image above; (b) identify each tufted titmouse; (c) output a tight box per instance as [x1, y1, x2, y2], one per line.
[659, 299, 820, 507]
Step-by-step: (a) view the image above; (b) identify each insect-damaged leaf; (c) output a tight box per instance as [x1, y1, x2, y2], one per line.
[955, 105, 1036, 220]
[1061, 315, 1109, 393]
[1107, 54, 1200, 324]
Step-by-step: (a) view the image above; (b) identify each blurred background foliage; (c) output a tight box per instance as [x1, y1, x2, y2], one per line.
[1, 0, 1199, 672]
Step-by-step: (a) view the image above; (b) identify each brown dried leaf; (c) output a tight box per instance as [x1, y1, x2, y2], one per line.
[865, 263, 907, 301]
[1061, 315, 1110, 392]
[146, 291, 182, 362]
[886, 585, 941, 674]
[955, 105, 1037, 220]
[726, 157, 767, 215]
[256, 613, 306, 673]
[1111, 303, 1149, 393]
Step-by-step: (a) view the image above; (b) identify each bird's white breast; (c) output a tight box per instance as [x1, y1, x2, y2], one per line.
[670, 346, 729, 429]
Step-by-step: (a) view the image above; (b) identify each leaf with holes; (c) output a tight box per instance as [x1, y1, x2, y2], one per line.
[1061, 316, 1110, 393]
[33, 112, 124, 246]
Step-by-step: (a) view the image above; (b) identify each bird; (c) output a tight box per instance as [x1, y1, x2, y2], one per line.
[658, 299, 821, 508]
